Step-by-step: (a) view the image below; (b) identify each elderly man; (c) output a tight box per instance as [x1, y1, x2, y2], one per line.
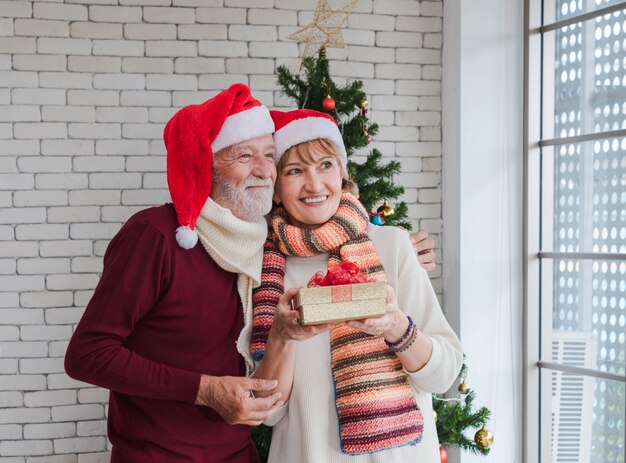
[65, 84, 283, 463]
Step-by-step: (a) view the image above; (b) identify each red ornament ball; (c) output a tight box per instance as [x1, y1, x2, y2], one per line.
[367, 135, 372, 144]
[322, 96, 335, 111]
[439, 446, 448, 463]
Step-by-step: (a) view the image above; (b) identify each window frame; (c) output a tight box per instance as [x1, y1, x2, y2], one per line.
[523, 1, 626, 462]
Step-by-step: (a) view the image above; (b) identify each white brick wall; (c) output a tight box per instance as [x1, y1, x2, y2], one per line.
[0, 0, 443, 459]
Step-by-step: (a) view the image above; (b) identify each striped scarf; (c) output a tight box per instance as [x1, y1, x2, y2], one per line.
[251, 192, 423, 455]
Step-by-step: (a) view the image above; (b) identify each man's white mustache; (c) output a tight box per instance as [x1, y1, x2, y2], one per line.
[244, 177, 273, 188]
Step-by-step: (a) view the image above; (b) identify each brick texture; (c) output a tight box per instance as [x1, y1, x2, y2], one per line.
[0, 2, 443, 460]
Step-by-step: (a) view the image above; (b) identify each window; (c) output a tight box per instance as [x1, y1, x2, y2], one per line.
[524, 1, 626, 462]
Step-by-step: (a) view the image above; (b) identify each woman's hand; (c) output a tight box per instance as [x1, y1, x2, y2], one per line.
[346, 285, 433, 371]
[345, 285, 409, 342]
[269, 287, 333, 343]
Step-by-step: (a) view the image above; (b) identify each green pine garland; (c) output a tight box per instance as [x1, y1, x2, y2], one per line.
[433, 363, 492, 455]
[433, 390, 492, 455]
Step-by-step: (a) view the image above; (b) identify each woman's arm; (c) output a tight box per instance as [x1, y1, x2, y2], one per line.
[368, 285, 436, 372]
[252, 287, 332, 401]
[346, 285, 435, 373]
[347, 228, 463, 393]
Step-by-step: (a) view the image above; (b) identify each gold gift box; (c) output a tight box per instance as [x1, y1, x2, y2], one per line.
[295, 281, 387, 325]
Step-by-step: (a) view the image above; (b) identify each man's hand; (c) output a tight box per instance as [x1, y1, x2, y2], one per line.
[409, 230, 436, 272]
[195, 375, 284, 426]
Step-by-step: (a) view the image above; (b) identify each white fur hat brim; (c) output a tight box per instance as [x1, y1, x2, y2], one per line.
[273, 116, 347, 164]
[212, 105, 275, 153]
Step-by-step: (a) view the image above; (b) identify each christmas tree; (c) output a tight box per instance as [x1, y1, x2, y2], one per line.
[433, 363, 493, 458]
[276, 49, 411, 229]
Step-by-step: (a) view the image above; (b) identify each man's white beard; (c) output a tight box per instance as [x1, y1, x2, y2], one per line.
[211, 176, 273, 222]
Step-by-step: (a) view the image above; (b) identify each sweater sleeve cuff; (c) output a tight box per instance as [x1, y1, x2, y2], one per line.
[404, 336, 443, 380]
[263, 401, 288, 427]
[178, 370, 203, 404]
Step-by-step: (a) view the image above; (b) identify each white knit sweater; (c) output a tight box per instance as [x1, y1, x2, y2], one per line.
[264, 224, 463, 463]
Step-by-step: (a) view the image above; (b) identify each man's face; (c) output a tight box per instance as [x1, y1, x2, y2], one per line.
[211, 134, 277, 221]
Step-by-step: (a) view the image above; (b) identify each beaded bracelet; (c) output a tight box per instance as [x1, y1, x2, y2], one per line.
[393, 325, 418, 353]
[384, 316, 413, 349]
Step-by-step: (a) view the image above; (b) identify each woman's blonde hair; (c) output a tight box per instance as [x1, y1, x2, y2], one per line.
[276, 138, 358, 196]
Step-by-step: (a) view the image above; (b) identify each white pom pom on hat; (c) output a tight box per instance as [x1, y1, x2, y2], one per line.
[270, 109, 347, 165]
[163, 83, 275, 249]
[175, 225, 198, 250]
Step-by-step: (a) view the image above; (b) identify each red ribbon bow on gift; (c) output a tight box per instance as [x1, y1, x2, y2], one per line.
[307, 261, 374, 287]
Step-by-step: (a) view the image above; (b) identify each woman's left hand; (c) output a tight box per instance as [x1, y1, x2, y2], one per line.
[345, 284, 409, 341]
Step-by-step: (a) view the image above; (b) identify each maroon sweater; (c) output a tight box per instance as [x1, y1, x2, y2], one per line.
[65, 204, 259, 463]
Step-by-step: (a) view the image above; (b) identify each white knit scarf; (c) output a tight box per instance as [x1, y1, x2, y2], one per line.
[195, 198, 268, 372]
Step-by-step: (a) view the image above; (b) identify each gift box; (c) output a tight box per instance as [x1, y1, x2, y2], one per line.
[295, 281, 387, 325]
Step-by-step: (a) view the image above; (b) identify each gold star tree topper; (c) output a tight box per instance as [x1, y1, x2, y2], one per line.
[288, 0, 359, 60]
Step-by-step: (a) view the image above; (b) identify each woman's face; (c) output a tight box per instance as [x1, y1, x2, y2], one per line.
[274, 146, 343, 229]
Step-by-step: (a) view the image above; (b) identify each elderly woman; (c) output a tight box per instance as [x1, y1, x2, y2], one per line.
[250, 109, 462, 462]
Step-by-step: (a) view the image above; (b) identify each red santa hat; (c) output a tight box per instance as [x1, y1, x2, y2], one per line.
[270, 109, 347, 165]
[163, 83, 274, 249]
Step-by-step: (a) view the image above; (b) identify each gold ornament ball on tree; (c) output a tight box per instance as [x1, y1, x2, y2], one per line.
[377, 199, 394, 217]
[433, 410, 438, 423]
[474, 425, 494, 449]
[458, 380, 469, 393]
